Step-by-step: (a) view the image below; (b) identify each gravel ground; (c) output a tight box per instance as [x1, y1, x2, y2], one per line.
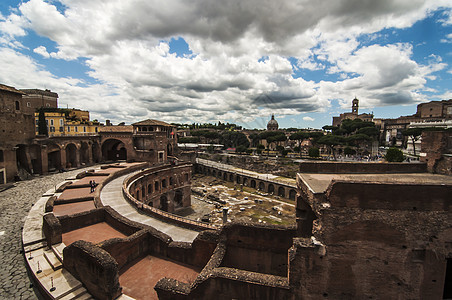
[0, 167, 95, 300]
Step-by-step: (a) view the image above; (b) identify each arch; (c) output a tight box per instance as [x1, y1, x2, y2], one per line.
[155, 181, 159, 191]
[160, 194, 168, 211]
[223, 173, 228, 180]
[236, 176, 241, 184]
[141, 186, 145, 199]
[212, 170, 216, 177]
[229, 174, 234, 181]
[250, 180, 256, 189]
[15, 100, 20, 110]
[15, 144, 31, 174]
[148, 184, 153, 194]
[217, 171, 222, 178]
[101, 139, 127, 161]
[162, 179, 167, 188]
[65, 143, 77, 168]
[80, 142, 89, 165]
[92, 142, 101, 163]
[174, 189, 183, 207]
[289, 189, 296, 200]
[47, 143, 62, 171]
[268, 184, 275, 194]
[242, 177, 248, 186]
[169, 177, 174, 185]
[258, 181, 265, 191]
[29, 144, 42, 174]
[278, 186, 285, 197]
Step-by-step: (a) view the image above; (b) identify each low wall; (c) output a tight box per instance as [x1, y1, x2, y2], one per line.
[299, 161, 427, 173]
[327, 181, 452, 211]
[220, 222, 296, 276]
[122, 164, 217, 231]
[63, 240, 122, 300]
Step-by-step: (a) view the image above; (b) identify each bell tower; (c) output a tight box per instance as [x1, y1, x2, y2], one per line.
[352, 98, 359, 115]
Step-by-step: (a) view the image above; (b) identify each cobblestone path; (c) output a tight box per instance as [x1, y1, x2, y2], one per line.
[0, 167, 95, 300]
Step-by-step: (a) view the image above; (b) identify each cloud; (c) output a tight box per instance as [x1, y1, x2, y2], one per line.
[0, 0, 450, 126]
[303, 116, 315, 121]
[33, 45, 50, 58]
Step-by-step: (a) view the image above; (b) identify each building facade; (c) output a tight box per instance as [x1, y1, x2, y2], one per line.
[332, 98, 374, 127]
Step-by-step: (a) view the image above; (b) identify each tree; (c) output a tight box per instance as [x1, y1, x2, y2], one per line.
[236, 145, 247, 154]
[37, 109, 48, 136]
[220, 131, 250, 149]
[385, 147, 404, 162]
[402, 128, 423, 156]
[317, 135, 345, 159]
[344, 146, 356, 156]
[308, 147, 320, 158]
[289, 131, 309, 152]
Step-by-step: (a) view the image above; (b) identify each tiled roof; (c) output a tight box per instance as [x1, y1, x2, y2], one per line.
[0, 84, 26, 95]
[132, 119, 173, 127]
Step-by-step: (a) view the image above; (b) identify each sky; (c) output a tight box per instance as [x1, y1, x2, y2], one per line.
[0, 0, 451, 130]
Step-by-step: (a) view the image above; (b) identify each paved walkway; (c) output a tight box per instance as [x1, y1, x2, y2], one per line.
[0, 167, 95, 300]
[100, 174, 200, 243]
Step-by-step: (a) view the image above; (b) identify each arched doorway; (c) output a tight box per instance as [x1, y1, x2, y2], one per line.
[174, 189, 183, 207]
[16, 144, 30, 173]
[29, 144, 42, 174]
[160, 194, 168, 211]
[47, 144, 62, 171]
[268, 184, 275, 194]
[102, 139, 127, 161]
[278, 186, 285, 197]
[92, 142, 101, 163]
[289, 189, 296, 200]
[66, 143, 77, 168]
[250, 180, 256, 189]
[80, 142, 89, 165]
[258, 182, 265, 191]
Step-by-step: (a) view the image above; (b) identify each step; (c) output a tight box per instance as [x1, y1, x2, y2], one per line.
[43, 248, 63, 270]
[51, 243, 66, 263]
[58, 286, 91, 300]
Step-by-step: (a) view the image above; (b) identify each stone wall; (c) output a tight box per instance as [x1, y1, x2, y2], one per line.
[63, 240, 122, 300]
[220, 222, 297, 276]
[299, 161, 427, 173]
[295, 178, 452, 299]
[420, 130, 452, 174]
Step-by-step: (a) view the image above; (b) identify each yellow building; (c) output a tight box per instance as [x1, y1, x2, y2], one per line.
[35, 109, 102, 137]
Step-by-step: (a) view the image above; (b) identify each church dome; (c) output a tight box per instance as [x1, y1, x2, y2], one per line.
[267, 114, 279, 131]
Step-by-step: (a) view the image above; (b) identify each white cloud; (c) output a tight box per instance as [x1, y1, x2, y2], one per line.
[303, 116, 315, 121]
[0, 0, 450, 126]
[33, 45, 50, 58]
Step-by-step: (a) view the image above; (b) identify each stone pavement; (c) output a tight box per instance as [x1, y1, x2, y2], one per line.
[100, 174, 200, 243]
[0, 167, 96, 300]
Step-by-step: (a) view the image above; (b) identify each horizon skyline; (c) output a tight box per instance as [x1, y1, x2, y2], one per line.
[1, 0, 451, 129]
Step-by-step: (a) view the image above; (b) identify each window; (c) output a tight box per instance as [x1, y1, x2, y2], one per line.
[46, 103, 50, 107]
[0, 150, 3, 162]
[83, 127, 86, 132]
[67, 126, 70, 132]
[59, 127, 63, 132]
[95, 127, 98, 133]
[35, 120, 39, 125]
[15, 101, 20, 110]
[27, 102, 31, 107]
[59, 119, 63, 126]
[50, 119, 54, 126]
[75, 127, 78, 132]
